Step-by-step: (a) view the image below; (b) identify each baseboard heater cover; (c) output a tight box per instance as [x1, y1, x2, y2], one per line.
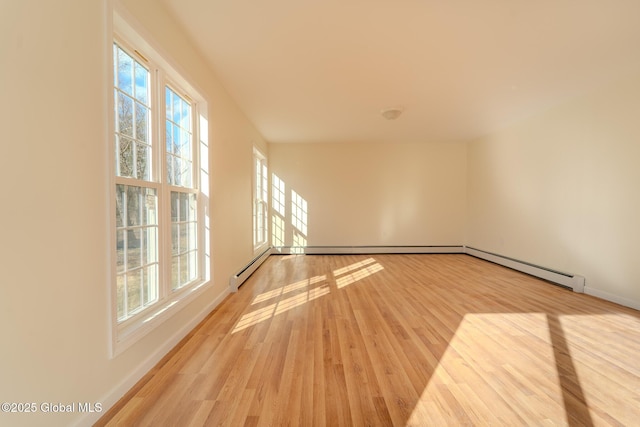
[229, 246, 463, 293]
[464, 246, 585, 293]
[272, 245, 465, 255]
[229, 247, 272, 292]
[230, 245, 585, 294]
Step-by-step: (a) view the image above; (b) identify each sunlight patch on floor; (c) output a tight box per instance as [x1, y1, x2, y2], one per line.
[336, 262, 384, 288]
[333, 258, 384, 289]
[333, 257, 376, 276]
[407, 313, 565, 426]
[274, 285, 330, 316]
[252, 275, 327, 305]
[234, 258, 386, 334]
[233, 276, 330, 333]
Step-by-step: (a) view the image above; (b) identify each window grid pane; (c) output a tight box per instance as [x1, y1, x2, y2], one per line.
[166, 87, 193, 188]
[171, 191, 198, 290]
[115, 184, 159, 322]
[114, 44, 151, 182]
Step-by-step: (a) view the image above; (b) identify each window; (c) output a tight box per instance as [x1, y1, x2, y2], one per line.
[253, 148, 268, 249]
[114, 43, 158, 321]
[111, 33, 208, 351]
[166, 87, 198, 290]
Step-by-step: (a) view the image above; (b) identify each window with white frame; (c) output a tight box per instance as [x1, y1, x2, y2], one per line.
[166, 87, 199, 290]
[253, 148, 268, 249]
[112, 33, 207, 350]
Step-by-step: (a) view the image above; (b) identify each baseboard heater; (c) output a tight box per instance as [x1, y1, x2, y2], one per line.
[229, 245, 464, 291]
[464, 246, 585, 293]
[272, 245, 465, 255]
[229, 247, 272, 292]
[229, 245, 585, 294]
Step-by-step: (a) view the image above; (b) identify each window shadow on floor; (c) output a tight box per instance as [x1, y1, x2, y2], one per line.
[547, 313, 594, 427]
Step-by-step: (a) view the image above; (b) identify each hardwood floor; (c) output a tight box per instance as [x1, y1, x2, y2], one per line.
[96, 254, 640, 426]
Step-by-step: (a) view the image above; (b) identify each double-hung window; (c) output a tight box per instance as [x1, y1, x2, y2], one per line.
[253, 149, 268, 250]
[112, 32, 207, 352]
[166, 87, 199, 290]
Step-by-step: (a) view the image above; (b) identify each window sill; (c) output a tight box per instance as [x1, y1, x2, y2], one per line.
[111, 279, 211, 357]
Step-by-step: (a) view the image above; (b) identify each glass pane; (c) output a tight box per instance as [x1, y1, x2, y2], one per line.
[176, 156, 183, 186]
[127, 269, 142, 313]
[119, 137, 134, 177]
[181, 101, 190, 130]
[116, 230, 125, 273]
[170, 192, 179, 221]
[143, 265, 157, 305]
[126, 187, 141, 227]
[166, 121, 174, 153]
[117, 47, 133, 96]
[173, 93, 181, 124]
[135, 143, 150, 181]
[188, 251, 197, 281]
[187, 194, 197, 221]
[115, 184, 125, 227]
[149, 264, 158, 302]
[179, 224, 188, 253]
[165, 87, 172, 120]
[127, 230, 142, 269]
[174, 157, 183, 186]
[117, 92, 134, 137]
[166, 155, 174, 186]
[181, 159, 192, 188]
[134, 62, 149, 104]
[141, 188, 157, 225]
[180, 129, 191, 159]
[188, 222, 197, 250]
[179, 253, 188, 285]
[135, 102, 148, 142]
[179, 193, 188, 222]
[173, 124, 180, 155]
[116, 274, 125, 321]
[171, 224, 180, 255]
[141, 227, 157, 265]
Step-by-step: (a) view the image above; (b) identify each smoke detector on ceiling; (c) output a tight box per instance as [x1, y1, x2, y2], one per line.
[381, 106, 404, 120]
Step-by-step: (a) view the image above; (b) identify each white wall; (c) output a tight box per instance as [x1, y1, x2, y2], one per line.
[269, 142, 467, 247]
[467, 71, 640, 309]
[0, 1, 265, 425]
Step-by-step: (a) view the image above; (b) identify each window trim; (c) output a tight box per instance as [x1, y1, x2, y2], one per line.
[109, 13, 210, 357]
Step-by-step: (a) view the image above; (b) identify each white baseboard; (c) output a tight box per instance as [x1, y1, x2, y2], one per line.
[77, 289, 229, 427]
[464, 246, 585, 293]
[272, 245, 465, 255]
[584, 286, 640, 311]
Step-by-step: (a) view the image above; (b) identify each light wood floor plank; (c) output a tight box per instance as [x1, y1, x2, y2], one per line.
[96, 254, 640, 426]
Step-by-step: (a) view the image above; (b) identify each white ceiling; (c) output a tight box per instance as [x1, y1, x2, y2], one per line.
[163, 0, 640, 144]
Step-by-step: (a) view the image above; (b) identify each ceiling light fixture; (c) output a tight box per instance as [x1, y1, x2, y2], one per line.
[381, 106, 404, 120]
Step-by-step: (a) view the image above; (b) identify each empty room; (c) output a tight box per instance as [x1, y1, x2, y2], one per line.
[2, 0, 640, 426]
